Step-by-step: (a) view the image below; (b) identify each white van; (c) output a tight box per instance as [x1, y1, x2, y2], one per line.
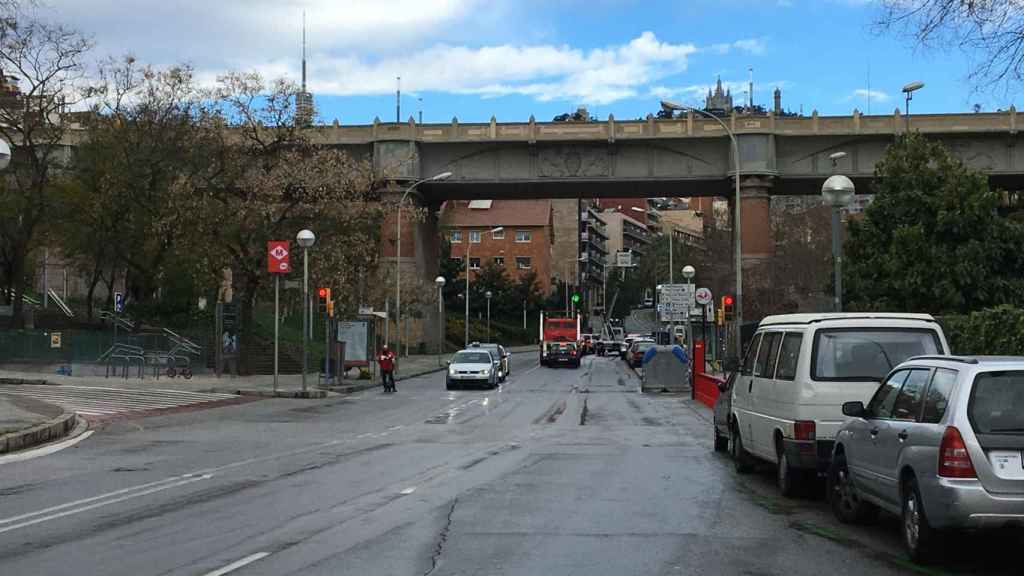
[728, 313, 949, 496]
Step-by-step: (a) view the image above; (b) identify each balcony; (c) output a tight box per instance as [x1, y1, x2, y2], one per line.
[623, 224, 650, 243]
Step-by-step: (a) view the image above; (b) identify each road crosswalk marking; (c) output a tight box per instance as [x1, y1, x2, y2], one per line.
[0, 385, 241, 419]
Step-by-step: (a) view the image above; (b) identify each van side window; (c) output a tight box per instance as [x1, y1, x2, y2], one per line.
[766, 333, 784, 378]
[755, 333, 779, 377]
[741, 334, 762, 376]
[775, 333, 803, 381]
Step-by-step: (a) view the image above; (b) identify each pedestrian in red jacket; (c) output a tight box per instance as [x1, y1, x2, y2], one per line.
[378, 345, 396, 392]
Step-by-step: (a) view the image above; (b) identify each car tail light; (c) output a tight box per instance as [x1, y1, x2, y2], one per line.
[793, 420, 816, 441]
[570, 349, 577, 357]
[938, 426, 977, 478]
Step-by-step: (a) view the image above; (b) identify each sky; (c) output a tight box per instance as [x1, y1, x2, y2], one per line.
[44, 0, 1017, 125]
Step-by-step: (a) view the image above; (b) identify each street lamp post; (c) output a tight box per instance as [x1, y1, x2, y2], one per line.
[296, 229, 316, 393]
[396, 171, 452, 357]
[682, 264, 696, 388]
[661, 100, 742, 360]
[485, 290, 492, 342]
[465, 226, 503, 347]
[902, 81, 925, 133]
[435, 275, 446, 366]
[822, 174, 856, 312]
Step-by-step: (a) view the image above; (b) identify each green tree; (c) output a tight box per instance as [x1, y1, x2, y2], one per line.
[844, 133, 1024, 313]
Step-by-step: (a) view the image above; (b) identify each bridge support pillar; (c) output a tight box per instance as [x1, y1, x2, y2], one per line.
[415, 201, 443, 354]
[738, 175, 775, 266]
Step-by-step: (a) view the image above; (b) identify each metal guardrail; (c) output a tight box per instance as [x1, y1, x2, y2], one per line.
[47, 289, 74, 318]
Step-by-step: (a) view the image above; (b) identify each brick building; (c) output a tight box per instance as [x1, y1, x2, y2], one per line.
[442, 199, 555, 294]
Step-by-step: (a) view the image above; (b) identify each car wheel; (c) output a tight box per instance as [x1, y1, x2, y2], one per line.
[777, 449, 804, 498]
[730, 427, 755, 474]
[713, 425, 729, 452]
[902, 476, 940, 564]
[828, 452, 878, 524]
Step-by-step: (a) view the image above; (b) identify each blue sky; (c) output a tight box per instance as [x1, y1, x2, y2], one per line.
[52, 0, 1015, 124]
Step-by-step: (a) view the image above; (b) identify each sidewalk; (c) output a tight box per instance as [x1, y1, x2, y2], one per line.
[0, 394, 78, 454]
[0, 345, 539, 399]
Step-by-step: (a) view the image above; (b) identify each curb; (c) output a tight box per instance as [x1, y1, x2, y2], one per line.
[0, 377, 54, 386]
[0, 407, 78, 455]
[219, 388, 329, 399]
[318, 366, 446, 395]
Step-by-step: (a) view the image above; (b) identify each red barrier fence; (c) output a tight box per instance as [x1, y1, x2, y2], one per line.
[690, 339, 723, 408]
[694, 372, 724, 408]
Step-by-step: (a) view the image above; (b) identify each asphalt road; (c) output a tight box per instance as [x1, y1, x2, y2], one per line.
[0, 354, 1018, 575]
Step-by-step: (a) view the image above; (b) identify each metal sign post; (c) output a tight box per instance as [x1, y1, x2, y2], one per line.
[267, 241, 291, 393]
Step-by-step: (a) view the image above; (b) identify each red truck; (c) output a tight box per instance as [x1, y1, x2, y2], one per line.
[539, 312, 581, 368]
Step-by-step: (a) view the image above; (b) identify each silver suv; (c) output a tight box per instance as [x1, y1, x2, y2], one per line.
[829, 356, 1024, 563]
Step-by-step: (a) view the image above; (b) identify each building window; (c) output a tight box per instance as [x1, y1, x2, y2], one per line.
[469, 230, 481, 243]
[515, 230, 531, 243]
[516, 257, 531, 269]
[450, 230, 462, 243]
[469, 257, 481, 270]
[494, 257, 505, 267]
[450, 257, 463, 269]
[492, 228, 505, 240]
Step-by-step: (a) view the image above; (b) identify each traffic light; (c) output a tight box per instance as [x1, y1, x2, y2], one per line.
[327, 298, 335, 318]
[318, 287, 328, 300]
[318, 288, 331, 313]
[722, 295, 735, 321]
[571, 292, 581, 304]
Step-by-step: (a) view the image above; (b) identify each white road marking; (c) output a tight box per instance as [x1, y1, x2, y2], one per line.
[399, 486, 416, 495]
[0, 385, 236, 419]
[0, 430, 93, 466]
[202, 552, 271, 576]
[0, 474, 212, 535]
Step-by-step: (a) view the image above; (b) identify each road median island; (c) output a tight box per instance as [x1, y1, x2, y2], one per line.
[0, 395, 79, 455]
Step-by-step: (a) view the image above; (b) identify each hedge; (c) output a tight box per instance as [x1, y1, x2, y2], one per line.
[939, 305, 1024, 356]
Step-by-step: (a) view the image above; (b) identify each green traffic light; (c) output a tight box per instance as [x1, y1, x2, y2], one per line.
[571, 293, 581, 303]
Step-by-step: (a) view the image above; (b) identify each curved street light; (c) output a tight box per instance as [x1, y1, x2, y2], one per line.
[661, 100, 743, 360]
[435, 275, 446, 365]
[395, 171, 452, 356]
[902, 81, 925, 133]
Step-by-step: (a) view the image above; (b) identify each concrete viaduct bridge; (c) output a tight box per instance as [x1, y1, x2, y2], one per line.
[308, 108, 1024, 347]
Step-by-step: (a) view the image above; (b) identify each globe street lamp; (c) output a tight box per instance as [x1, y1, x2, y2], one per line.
[0, 139, 11, 171]
[466, 226, 503, 347]
[296, 228, 316, 392]
[435, 275, 446, 366]
[902, 81, 924, 133]
[485, 290, 493, 342]
[822, 175, 856, 312]
[682, 264, 696, 388]
[661, 100, 743, 360]
[396, 171, 452, 356]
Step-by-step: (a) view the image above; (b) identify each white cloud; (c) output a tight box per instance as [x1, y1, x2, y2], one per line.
[707, 38, 768, 56]
[849, 88, 890, 102]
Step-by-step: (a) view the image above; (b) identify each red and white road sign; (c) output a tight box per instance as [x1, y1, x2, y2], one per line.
[267, 241, 290, 274]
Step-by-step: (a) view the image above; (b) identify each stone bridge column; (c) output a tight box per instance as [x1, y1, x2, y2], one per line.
[738, 175, 775, 266]
[416, 201, 443, 354]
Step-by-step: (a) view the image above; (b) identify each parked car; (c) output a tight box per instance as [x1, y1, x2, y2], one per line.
[713, 370, 737, 452]
[619, 337, 634, 360]
[446, 349, 500, 390]
[728, 313, 950, 497]
[472, 342, 510, 381]
[628, 339, 656, 368]
[547, 341, 580, 368]
[829, 355, 1024, 563]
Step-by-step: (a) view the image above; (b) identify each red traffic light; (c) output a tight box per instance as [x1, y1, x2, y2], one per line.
[318, 287, 328, 299]
[723, 295, 734, 306]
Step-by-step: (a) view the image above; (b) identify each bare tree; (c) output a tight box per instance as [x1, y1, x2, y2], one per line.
[0, 17, 91, 326]
[876, 1, 1024, 92]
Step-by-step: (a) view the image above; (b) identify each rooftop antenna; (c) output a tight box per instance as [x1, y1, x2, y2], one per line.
[748, 67, 754, 110]
[301, 11, 307, 93]
[867, 61, 871, 115]
[396, 76, 401, 123]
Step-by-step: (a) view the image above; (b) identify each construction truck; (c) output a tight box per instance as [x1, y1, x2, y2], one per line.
[539, 312, 580, 368]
